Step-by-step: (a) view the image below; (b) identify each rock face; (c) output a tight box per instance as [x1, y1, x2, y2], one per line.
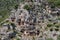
[0, 0, 60, 40]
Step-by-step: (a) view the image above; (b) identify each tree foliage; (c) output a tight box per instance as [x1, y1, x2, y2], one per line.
[23, 4, 31, 10]
[0, 0, 24, 22]
[48, 0, 60, 7]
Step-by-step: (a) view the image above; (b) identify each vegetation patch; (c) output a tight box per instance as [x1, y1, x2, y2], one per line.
[47, 23, 53, 27]
[0, 0, 24, 23]
[57, 35, 60, 40]
[47, 0, 60, 7]
[23, 4, 31, 10]
[46, 38, 53, 40]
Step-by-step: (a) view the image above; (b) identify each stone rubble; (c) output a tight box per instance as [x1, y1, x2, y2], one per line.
[0, 0, 60, 40]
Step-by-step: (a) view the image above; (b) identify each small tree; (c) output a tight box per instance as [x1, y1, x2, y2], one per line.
[23, 4, 31, 10]
[14, 4, 19, 11]
[47, 24, 53, 27]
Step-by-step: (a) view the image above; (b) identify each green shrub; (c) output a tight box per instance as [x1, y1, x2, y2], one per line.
[48, 0, 60, 7]
[0, 0, 24, 23]
[55, 25, 59, 28]
[57, 35, 60, 40]
[23, 4, 31, 10]
[16, 38, 20, 40]
[47, 24, 53, 27]
[46, 38, 53, 40]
